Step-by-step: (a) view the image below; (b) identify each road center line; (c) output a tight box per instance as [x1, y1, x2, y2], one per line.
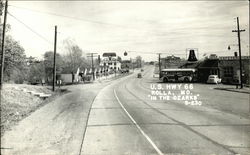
[113, 89, 164, 155]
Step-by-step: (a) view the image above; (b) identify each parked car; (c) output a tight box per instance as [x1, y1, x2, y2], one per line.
[137, 73, 142, 78]
[207, 75, 221, 84]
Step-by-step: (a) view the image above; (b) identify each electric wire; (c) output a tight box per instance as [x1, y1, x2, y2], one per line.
[7, 6, 248, 57]
[8, 12, 53, 45]
[7, 11, 68, 53]
[8, 4, 242, 38]
[9, 5, 133, 29]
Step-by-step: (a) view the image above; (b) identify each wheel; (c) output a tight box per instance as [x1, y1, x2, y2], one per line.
[163, 77, 168, 83]
[184, 77, 189, 82]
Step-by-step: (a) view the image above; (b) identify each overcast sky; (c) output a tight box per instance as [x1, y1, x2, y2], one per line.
[6, 1, 249, 61]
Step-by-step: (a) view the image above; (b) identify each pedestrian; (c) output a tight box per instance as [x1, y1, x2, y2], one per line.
[58, 80, 62, 88]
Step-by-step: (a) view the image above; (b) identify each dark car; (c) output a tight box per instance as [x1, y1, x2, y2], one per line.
[137, 73, 142, 78]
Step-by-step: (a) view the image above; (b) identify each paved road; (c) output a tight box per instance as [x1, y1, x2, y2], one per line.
[1, 83, 111, 155]
[82, 66, 250, 155]
[1, 66, 250, 155]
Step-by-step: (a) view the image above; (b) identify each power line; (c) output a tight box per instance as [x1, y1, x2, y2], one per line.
[8, 12, 53, 45]
[8, 12, 67, 54]
[9, 4, 241, 36]
[9, 5, 133, 29]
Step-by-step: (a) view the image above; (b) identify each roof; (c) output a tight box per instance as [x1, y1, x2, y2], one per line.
[179, 61, 201, 69]
[103, 53, 116, 57]
[219, 56, 250, 60]
[198, 59, 219, 68]
[161, 68, 197, 72]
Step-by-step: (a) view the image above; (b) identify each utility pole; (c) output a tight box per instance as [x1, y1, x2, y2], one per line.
[232, 17, 245, 89]
[91, 53, 94, 80]
[87, 53, 97, 80]
[158, 53, 161, 79]
[0, 0, 8, 90]
[52, 25, 57, 91]
[130, 58, 134, 73]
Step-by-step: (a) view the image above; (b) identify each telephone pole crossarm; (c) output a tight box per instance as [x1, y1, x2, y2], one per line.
[232, 30, 245, 32]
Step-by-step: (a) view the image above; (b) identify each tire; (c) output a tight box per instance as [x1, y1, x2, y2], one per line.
[163, 77, 168, 83]
[184, 77, 189, 82]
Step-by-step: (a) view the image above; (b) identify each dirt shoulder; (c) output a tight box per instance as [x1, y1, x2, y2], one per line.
[0, 73, 133, 138]
[0, 84, 67, 137]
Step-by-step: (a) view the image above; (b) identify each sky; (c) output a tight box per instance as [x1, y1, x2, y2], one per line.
[4, 1, 250, 61]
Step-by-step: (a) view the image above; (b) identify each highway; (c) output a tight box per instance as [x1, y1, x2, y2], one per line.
[81, 66, 250, 155]
[1, 65, 249, 155]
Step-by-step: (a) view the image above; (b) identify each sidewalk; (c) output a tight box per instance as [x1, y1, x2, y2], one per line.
[214, 84, 250, 94]
[95, 72, 133, 83]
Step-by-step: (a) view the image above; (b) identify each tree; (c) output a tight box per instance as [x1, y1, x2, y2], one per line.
[0, 34, 28, 83]
[1, 7, 27, 83]
[117, 56, 122, 62]
[44, 51, 63, 82]
[135, 56, 142, 68]
[28, 62, 45, 84]
[0, 0, 3, 16]
[61, 39, 90, 73]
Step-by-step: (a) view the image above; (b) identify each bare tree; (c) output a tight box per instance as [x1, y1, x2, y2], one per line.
[135, 56, 142, 68]
[61, 39, 90, 73]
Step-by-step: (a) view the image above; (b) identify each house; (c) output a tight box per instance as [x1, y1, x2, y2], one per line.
[60, 68, 81, 84]
[100, 53, 121, 72]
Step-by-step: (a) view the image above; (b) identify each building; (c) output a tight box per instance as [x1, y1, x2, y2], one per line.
[197, 59, 219, 83]
[181, 55, 250, 84]
[60, 67, 81, 84]
[161, 55, 186, 69]
[100, 53, 121, 72]
[25, 56, 40, 65]
[218, 56, 250, 84]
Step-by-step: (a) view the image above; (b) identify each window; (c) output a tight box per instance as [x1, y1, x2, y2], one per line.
[210, 69, 217, 75]
[224, 67, 233, 77]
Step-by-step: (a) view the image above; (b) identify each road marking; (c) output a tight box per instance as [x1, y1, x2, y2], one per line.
[113, 89, 164, 155]
[124, 85, 238, 155]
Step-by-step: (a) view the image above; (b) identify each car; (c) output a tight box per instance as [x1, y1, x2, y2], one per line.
[207, 75, 221, 84]
[137, 73, 142, 78]
[153, 74, 159, 78]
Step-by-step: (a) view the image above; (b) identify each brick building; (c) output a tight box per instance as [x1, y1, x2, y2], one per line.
[219, 56, 250, 84]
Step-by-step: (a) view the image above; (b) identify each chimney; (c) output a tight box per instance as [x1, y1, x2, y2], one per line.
[187, 49, 198, 61]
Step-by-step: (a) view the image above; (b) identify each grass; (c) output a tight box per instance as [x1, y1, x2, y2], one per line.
[0, 84, 67, 137]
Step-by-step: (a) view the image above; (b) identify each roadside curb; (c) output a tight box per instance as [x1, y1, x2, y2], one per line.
[214, 87, 250, 94]
[94, 73, 133, 83]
